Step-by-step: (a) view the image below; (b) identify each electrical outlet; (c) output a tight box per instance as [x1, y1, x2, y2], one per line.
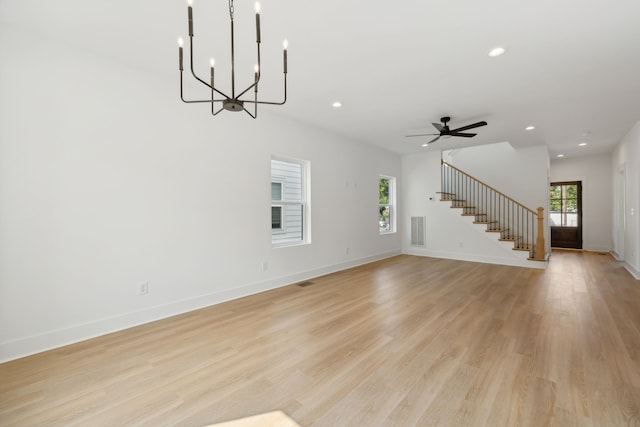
[138, 282, 149, 295]
[262, 261, 269, 271]
[346, 247, 350, 254]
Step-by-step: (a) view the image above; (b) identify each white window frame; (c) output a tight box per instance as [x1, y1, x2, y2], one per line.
[379, 175, 396, 234]
[271, 156, 311, 247]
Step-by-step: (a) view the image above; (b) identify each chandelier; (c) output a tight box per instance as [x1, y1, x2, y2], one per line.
[177, 0, 288, 118]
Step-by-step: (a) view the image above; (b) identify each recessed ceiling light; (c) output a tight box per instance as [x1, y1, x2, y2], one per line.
[579, 142, 588, 146]
[557, 154, 565, 158]
[332, 101, 342, 108]
[525, 126, 535, 131]
[488, 47, 506, 57]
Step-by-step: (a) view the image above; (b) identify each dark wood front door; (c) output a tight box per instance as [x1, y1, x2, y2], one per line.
[550, 181, 582, 249]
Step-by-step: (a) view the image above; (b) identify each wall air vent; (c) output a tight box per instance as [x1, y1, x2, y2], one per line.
[297, 281, 314, 287]
[411, 216, 426, 246]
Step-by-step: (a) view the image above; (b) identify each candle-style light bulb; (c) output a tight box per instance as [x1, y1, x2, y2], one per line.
[178, 37, 184, 47]
[254, 64, 259, 73]
[283, 40, 288, 74]
[255, 2, 261, 43]
[187, 0, 194, 37]
[210, 58, 215, 68]
[178, 38, 184, 71]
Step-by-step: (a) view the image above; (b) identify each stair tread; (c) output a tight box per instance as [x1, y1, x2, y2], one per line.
[439, 172, 542, 257]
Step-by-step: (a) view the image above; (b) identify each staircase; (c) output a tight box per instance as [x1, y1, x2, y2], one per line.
[440, 160, 545, 261]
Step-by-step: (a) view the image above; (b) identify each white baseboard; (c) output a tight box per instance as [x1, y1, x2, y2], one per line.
[624, 262, 640, 280]
[0, 250, 401, 363]
[403, 248, 547, 269]
[608, 252, 640, 280]
[583, 245, 613, 252]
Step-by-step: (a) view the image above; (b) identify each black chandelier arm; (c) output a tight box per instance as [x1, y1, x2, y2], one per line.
[210, 76, 225, 115]
[240, 74, 287, 106]
[240, 87, 259, 118]
[235, 41, 262, 100]
[236, 79, 260, 100]
[211, 104, 225, 116]
[242, 107, 256, 119]
[189, 37, 230, 100]
[180, 72, 226, 104]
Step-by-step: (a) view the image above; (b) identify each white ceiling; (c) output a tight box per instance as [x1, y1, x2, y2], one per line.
[2, 0, 640, 157]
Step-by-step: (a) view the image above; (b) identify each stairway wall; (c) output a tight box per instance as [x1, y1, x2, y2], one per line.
[401, 143, 550, 267]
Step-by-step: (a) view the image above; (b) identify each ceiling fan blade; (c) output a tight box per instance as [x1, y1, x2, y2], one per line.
[450, 121, 487, 133]
[449, 132, 477, 138]
[432, 123, 444, 132]
[426, 136, 441, 144]
[405, 133, 439, 138]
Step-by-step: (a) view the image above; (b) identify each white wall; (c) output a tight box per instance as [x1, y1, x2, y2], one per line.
[0, 28, 402, 362]
[402, 143, 549, 267]
[443, 142, 550, 214]
[550, 153, 612, 252]
[611, 121, 640, 279]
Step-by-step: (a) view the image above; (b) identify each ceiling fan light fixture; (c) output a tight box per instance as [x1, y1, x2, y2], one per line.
[488, 46, 506, 57]
[405, 116, 487, 145]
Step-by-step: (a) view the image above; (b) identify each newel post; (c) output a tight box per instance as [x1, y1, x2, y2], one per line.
[534, 207, 545, 261]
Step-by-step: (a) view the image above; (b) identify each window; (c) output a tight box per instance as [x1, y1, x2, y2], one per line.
[550, 182, 579, 227]
[271, 157, 310, 246]
[271, 206, 283, 230]
[271, 182, 283, 231]
[379, 175, 396, 233]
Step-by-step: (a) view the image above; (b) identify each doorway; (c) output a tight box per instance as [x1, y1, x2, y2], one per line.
[550, 181, 583, 249]
[614, 167, 626, 259]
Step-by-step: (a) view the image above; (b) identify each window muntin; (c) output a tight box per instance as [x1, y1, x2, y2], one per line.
[379, 176, 396, 233]
[550, 183, 578, 227]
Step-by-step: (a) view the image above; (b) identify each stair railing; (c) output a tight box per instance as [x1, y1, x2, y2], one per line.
[441, 160, 545, 261]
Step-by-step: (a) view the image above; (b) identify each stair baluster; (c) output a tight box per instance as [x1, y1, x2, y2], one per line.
[440, 160, 545, 261]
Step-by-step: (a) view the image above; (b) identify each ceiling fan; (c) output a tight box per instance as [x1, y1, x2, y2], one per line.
[406, 116, 488, 145]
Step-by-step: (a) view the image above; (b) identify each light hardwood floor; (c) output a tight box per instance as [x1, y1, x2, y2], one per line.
[1, 251, 640, 426]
